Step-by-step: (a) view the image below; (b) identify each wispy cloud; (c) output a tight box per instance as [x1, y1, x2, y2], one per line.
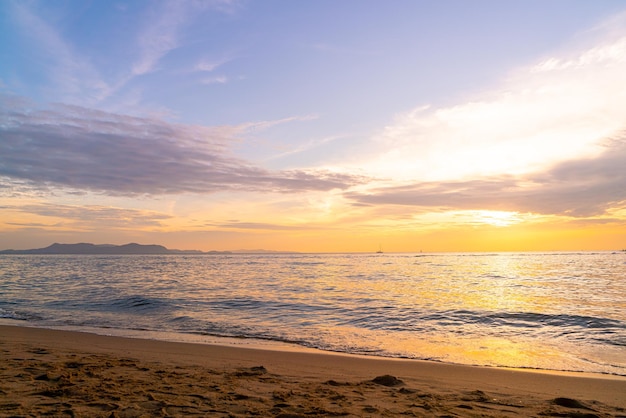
[9, 2, 111, 104]
[266, 134, 346, 161]
[0, 95, 364, 196]
[132, 1, 241, 77]
[194, 58, 233, 73]
[10, 204, 172, 230]
[238, 114, 318, 132]
[6, 222, 62, 228]
[131, 1, 190, 76]
[530, 36, 626, 72]
[309, 42, 379, 57]
[202, 76, 229, 85]
[6, 1, 241, 107]
[209, 221, 307, 231]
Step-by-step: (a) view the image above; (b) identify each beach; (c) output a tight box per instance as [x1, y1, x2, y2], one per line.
[1, 325, 625, 417]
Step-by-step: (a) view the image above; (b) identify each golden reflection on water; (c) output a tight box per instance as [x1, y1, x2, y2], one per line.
[326, 253, 552, 314]
[292, 252, 624, 371]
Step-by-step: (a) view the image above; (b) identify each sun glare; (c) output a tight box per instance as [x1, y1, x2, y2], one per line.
[473, 210, 522, 227]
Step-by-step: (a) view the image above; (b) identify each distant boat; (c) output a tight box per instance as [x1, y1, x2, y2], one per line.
[376, 245, 383, 254]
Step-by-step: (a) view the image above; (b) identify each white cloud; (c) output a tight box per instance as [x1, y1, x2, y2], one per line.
[202, 76, 229, 84]
[531, 36, 626, 72]
[195, 58, 232, 72]
[368, 29, 626, 183]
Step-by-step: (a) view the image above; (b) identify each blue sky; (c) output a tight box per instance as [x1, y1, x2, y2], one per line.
[1, 0, 626, 251]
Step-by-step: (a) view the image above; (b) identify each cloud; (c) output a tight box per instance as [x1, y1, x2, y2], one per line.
[565, 217, 626, 227]
[194, 58, 232, 73]
[341, 13, 626, 221]
[346, 136, 626, 217]
[0, 95, 364, 195]
[8, 203, 173, 230]
[202, 76, 229, 85]
[210, 221, 307, 231]
[9, 2, 111, 104]
[266, 134, 346, 162]
[6, 222, 61, 228]
[131, 1, 190, 76]
[131, 1, 240, 77]
[7, 1, 241, 106]
[367, 30, 626, 183]
[238, 114, 318, 132]
[309, 42, 379, 57]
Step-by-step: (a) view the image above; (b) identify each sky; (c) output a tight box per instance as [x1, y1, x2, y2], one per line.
[1, 0, 626, 252]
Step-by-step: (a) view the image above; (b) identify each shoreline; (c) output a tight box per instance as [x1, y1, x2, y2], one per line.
[1, 324, 625, 417]
[5, 319, 624, 379]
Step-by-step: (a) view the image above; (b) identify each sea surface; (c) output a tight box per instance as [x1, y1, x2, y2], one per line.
[1, 252, 625, 375]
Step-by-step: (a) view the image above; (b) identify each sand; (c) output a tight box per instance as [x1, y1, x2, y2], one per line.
[1, 325, 625, 417]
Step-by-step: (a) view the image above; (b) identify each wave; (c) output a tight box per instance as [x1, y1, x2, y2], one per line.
[0, 307, 42, 321]
[424, 310, 626, 329]
[107, 295, 173, 312]
[339, 308, 626, 341]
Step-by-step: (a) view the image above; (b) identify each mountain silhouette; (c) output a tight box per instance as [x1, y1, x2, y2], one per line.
[0, 243, 215, 255]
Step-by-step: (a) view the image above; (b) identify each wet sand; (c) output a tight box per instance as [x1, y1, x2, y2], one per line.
[1, 324, 625, 417]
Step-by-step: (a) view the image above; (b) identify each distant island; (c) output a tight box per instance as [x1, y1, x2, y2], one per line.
[0, 243, 299, 255]
[0, 243, 230, 255]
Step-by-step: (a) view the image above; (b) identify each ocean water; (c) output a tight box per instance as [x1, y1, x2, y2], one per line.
[1, 252, 624, 375]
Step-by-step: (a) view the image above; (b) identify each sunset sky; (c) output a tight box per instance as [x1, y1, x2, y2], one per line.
[1, 0, 626, 252]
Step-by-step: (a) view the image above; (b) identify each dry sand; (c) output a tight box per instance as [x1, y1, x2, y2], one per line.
[1, 325, 625, 417]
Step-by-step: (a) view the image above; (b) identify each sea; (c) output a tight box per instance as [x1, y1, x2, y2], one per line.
[1, 252, 624, 376]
